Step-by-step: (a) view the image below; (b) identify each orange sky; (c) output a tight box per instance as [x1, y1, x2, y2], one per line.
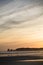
[0, 27, 43, 51]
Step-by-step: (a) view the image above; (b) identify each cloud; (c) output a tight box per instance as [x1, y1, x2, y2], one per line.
[0, 0, 43, 32]
[0, 0, 13, 6]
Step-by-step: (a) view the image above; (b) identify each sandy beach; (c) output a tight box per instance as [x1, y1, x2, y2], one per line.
[0, 56, 43, 65]
[0, 60, 43, 65]
[0, 55, 43, 61]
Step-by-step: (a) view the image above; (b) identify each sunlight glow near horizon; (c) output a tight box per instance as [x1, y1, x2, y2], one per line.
[0, 0, 43, 51]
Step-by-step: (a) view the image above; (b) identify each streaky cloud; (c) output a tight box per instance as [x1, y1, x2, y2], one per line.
[0, 0, 43, 32]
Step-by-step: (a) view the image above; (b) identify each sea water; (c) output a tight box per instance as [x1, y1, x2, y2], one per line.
[0, 51, 43, 57]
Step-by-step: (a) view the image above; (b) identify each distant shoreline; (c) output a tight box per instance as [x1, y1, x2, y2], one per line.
[7, 48, 43, 52]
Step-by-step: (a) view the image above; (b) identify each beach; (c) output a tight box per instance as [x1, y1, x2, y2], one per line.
[0, 55, 43, 65]
[0, 60, 43, 65]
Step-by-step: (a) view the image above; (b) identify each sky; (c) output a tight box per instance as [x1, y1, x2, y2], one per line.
[0, 0, 43, 51]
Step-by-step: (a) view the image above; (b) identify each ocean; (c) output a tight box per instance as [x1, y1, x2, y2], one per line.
[0, 51, 43, 57]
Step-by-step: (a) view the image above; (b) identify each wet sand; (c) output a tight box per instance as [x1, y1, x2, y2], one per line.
[0, 61, 43, 65]
[0, 55, 43, 61]
[0, 56, 43, 65]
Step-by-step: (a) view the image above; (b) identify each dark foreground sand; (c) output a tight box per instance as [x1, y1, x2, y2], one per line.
[0, 55, 43, 61]
[0, 56, 43, 65]
[0, 61, 43, 65]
